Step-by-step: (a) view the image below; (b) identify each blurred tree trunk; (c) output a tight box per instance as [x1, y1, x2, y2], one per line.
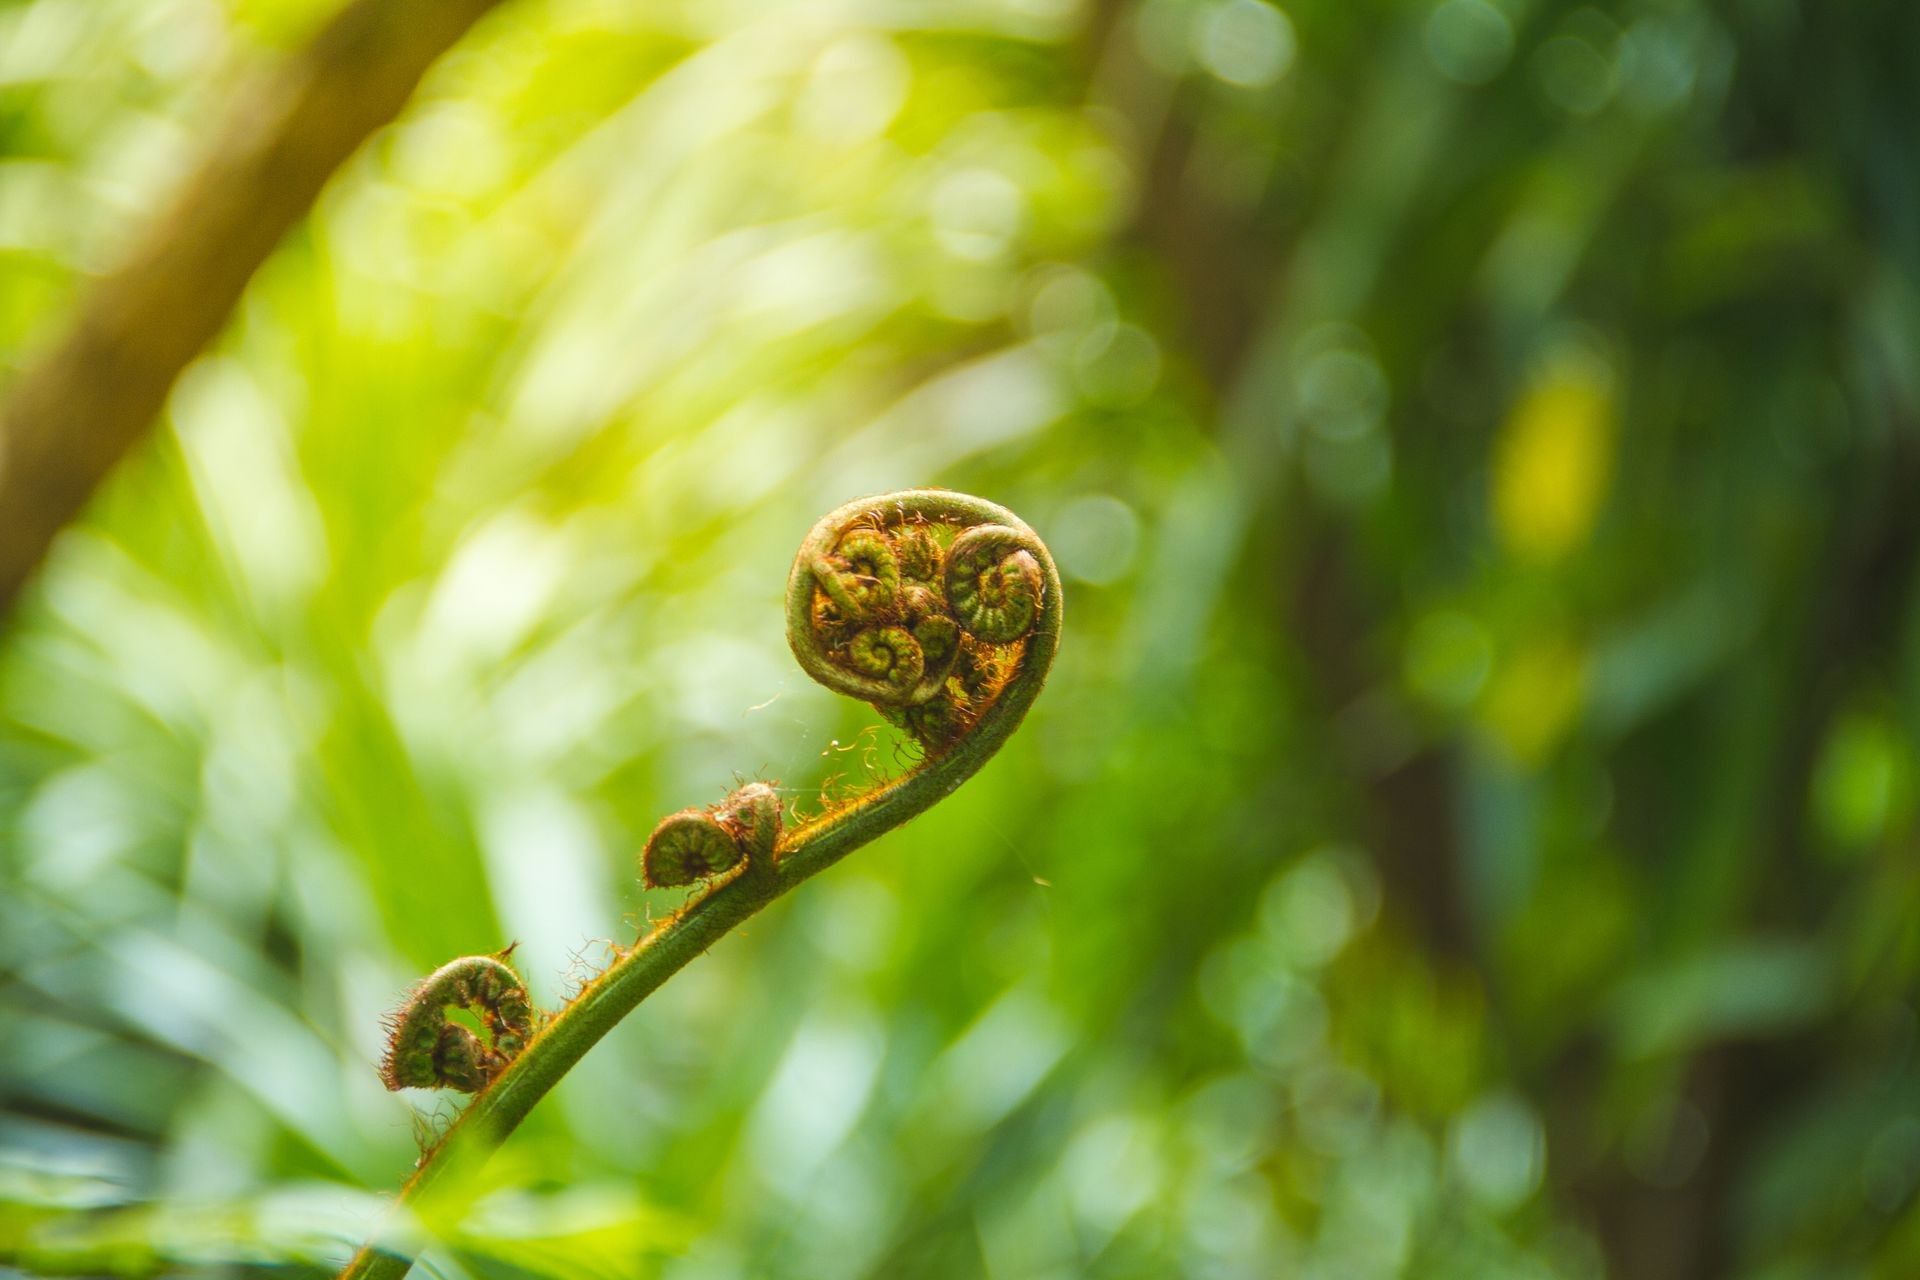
[0, 0, 507, 617]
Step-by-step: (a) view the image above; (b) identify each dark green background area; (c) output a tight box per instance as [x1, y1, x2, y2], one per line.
[1, 0, 1916, 1276]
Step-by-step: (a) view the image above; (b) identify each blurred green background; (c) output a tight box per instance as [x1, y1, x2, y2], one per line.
[2, 0, 1918, 1276]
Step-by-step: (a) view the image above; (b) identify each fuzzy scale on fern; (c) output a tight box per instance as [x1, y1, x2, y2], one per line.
[340, 490, 1061, 1279]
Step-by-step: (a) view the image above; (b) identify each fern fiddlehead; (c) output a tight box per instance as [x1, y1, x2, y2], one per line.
[787, 493, 1048, 750]
[379, 953, 534, 1093]
[641, 781, 783, 888]
[340, 491, 1060, 1279]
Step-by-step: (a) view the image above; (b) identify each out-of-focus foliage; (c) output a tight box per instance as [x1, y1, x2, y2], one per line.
[1, 0, 1916, 1277]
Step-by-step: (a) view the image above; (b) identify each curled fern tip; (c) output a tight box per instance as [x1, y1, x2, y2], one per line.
[378, 952, 535, 1095]
[786, 490, 1057, 751]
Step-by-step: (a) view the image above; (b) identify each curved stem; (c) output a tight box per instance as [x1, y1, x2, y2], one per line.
[338, 491, 1060, 1279]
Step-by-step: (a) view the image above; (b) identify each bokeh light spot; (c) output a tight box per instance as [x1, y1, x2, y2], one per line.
[797, 35, 910, 144]
[1195, 0, 1297, 89]
[1492, 351, 1615, 562]
[930, 167, 1026, 261]
[1450, 1093, 1545, 1210]
[1050, 494, 1141, 585]
[1533, 34, 1615, 116]
[1482, 637, 1588, 765]
[1424, 0, 1514, 86]
[1074, 322, 1162, 407]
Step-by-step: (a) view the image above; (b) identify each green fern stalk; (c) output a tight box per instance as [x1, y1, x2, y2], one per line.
[338, 489, 1061, 1279]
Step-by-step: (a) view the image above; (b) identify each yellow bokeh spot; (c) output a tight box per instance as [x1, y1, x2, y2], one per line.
[1482, 638, 1587, 766]
[1492, 358, 1616, 561]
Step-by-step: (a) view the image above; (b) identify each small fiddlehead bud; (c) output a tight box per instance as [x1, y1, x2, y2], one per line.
[719, 781, 783, 857]
[847, 625, 926, 695]
[380, 952, 535, 1094]
[786, 492, 1055, 751]
[945, 525, 1044, 643]
[641, 780, 785, 888]
[811, 531, 901, 619]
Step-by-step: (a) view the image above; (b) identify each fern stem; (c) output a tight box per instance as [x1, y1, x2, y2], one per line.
[338, 490, 1060, 1279]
